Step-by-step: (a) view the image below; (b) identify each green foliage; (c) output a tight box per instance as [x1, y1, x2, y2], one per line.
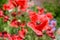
[0, 18, 4, 32]
[30, 5, 38, 12]
[43, 0, 60, 27]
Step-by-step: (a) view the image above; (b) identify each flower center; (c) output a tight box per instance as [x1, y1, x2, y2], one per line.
[36, 21, 41, 25]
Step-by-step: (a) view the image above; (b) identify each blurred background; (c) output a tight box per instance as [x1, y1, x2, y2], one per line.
[0, 0, 60, 40]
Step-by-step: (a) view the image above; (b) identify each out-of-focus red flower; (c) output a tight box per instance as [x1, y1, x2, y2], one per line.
[17, 36, 23, 40]
[3, 16, 9, 22]
[10, 19, 21, 28]
[11, 12, 16, 17]
[0, 10, 4, 17]
[3, 0, 28, 12]
[0, 31, 12, 40]
[18, 29, 27, 39]
[11, 35, 23, 40]
[27, 11, 48, 37]
[2, 31, 8, 37]
[38, 8, 44, 14]
[46, 12, 53, 20]
[15, 0, 27, 6]
[9, 0, 17, 7]
[3, 2, 14, 11]
[0, 32, 2, 37]
[37, 6, 44, 15]
[11, 35, 18, 40]
[15, 0, 28, 11]
[46, 29, 55, 39]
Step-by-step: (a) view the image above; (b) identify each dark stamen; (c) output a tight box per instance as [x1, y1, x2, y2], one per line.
[36, 21, 40, 25]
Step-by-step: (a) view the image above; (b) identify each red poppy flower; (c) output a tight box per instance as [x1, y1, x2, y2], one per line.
[11, 35, 23, 40]
[6, 33, 12, 40]
[2, 31, 8, 37]
[37, 6, 44, 15]
[3, 16, 9, 22]
[11, 35, 18, 40]
[17, 36, 23, 40]
[46, 29, 55, 39]
[15, 0, 27, 6]
[10, 19, 21, 28]
[46, 12, 53, 20]
[9, 0, 17, 7]
[38, 8, 44, 15]
[28, 22, 43, 36]
[15, 0, 28, 11]
[27, 11, 49, 36]
[3, 2, 14, 11]
[18, 29, 27, 39]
